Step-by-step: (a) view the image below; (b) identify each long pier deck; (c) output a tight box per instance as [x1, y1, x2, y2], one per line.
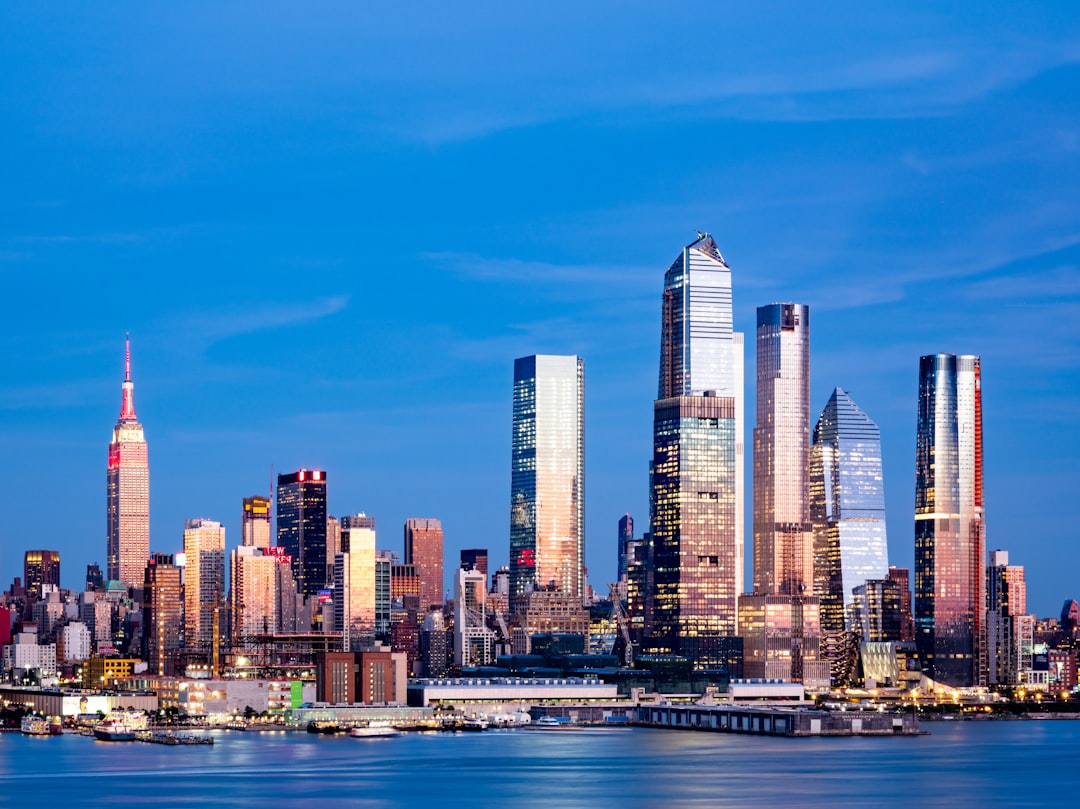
[635, 704, 920, 736]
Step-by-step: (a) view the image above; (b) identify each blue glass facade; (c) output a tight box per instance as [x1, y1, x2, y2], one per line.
[809, 387, 889, 634]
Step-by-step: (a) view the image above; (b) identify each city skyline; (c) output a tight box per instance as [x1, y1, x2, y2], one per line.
[1, 5, 1078, 617]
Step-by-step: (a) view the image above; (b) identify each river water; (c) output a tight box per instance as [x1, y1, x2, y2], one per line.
[2, 721, 1077, 807]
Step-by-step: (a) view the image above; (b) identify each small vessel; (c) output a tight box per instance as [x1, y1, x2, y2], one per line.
[349, 725, 401, 738]
[461, 718, 489, 732]
[49, 720, 64, 736]
[523, 716, 581, 731]
[20, 716, 49, 736]
[94, 719, 136, 742]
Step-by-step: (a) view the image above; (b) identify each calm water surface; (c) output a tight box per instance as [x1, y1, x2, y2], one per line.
[2, 721, 1077, 808]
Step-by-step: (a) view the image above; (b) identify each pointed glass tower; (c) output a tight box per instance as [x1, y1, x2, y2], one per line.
[809, 387, 889, 634]
[106, 337, 150, 587]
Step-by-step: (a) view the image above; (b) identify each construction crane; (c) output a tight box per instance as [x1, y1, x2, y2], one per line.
[608, 583, 634, 667]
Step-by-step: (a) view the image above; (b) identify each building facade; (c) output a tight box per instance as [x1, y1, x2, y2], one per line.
[182, 519, 225, 654]
[987, 550, 1028, 686]
[809, 387, 889, 634]
[334, 523, 376, 650]
[106, 338, 150, 587]
[242, 495, 272, 549]
[23, 551, 61, 598]
[914, 354, 985, 687]
[143, 554, 182, 676]
[646, 234, 744, 666]
[230, 545, 279, 641]
[753, 303, 811, 597]
[276, 470, 328, 598]
[510, 354, 585, 603]
[404, 518, 444, 610]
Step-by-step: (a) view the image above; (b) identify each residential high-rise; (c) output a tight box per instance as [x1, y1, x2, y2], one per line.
[335, 515, 377, 649]
[404, 518, 444, 610]
[107, 338, 150, 587]
[375, 550, 394, 638]
[23, 551, 61, 598]
[914, 353, 985, 687]
[753, 303, 811, 597]
[241, 495, 272, 548]
[182, 519, 225, 654]
[987, 550, 1027, 686]
[510, 355, 585, 603]
[809, 387, 889, 634]
[142, 554, 182, 675]
[276, 470, 328, 598]
[888, 566, 915, 642]
[647, 234, 743, 666]
[230, 546, 279, 641]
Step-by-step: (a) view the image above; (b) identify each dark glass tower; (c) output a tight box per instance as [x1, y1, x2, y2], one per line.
[276, 470, 328, 598]
[809, 387, 889, 634]
[617, 514, 634, 583]
[914, 354, 985, 687]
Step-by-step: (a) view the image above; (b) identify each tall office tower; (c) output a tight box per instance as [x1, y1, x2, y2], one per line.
[276, 470, 328, 597]
[888, 566, 915, 642]
[403, 518, 443, 609]
[753, 303, 811, 597]
[617, 514, 634, 583]
[334, 530, 375, 650]
[914, 353, 985, 687]
[231, 546, 279, 641]
[510, 354, 586, 605]
[242, 495, 272, 548]
[142, 554, 182, 675]
[375, 550, 394, 638]
[987, 550, 1027, 686]
[23, 551, 61, 598]
[266, 546, 300, 632]
[460, 548, 489, 577]
[737, 594, 829, 687]
[106, 338, 150, 587]
[809, 387, 889, 634]
[182, 519, 225, 654]
[657, 233, 745, 597]
[647, 234, 743, 666]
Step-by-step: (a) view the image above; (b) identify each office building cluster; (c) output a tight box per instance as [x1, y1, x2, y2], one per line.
[2, 236, 1077, 701]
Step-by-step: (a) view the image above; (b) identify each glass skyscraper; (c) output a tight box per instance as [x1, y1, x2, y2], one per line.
[510, 354, 585, 603]
[182, 518, 225, 654]
[809, 387, 889, 634]
[753, 303, 811, 597]
[914, 353, 985, 687]
[276, 469, 328, 598]
[647, 234, 743, 665]
[107, 338, 150, 587]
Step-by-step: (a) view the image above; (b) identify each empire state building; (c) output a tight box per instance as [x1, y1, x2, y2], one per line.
[107, 338, 149, 587]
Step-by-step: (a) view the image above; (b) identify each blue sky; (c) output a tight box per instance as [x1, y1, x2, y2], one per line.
[1, 3, 1077, 615]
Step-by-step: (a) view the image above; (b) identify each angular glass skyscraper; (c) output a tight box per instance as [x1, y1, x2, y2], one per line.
[107, 338, 150, 588]
[510, 354, 585, 602]
[648, 234, 744, 664]
[753, 303, 811, 597]
[809, 387, 889, 634]
[914, 354, 985, 688]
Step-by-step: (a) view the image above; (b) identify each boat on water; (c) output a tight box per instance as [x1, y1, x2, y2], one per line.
[523, 716, 581, 731]
[20, 716, 49, 736]
[49, 720, 64, 736]
[461, 718, 489, 732]
[349, 725, 401, 738]
[94, 720, 136, 742]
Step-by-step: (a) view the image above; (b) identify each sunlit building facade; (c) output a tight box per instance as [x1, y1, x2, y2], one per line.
[657, 233, 745, 596]
[183, 519, 225, 654]
[107, 338, 150, 587]
[143, 553, 182, 676]
[987, 550, 1027, 686]
[737, 594, 829, 688]
[809, 387, 889, 634]
[753, 303, 811, 597]
[334, 528, 376, 651]
[510, 354, 585, 603]
[276, 470, 328, 597]
[404, 518, 444, 610]
[914, 353, 985, 687]
[230, 545, 279, 641]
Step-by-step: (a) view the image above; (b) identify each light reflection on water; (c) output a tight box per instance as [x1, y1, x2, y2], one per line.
[2, 722, 1078, 808]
